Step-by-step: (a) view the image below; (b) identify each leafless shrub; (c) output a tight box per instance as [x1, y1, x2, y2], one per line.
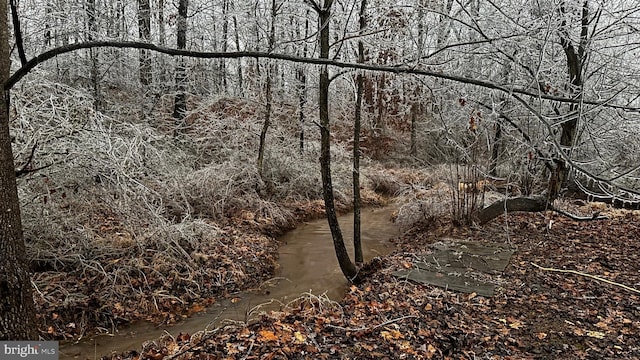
[394, 182, 453, 229]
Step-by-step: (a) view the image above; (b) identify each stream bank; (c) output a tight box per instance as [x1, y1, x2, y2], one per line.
[60, 206, 399, 359]
[101, 208, 640, 360]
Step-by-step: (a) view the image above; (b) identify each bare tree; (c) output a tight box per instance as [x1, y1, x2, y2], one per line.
[308, 0, 359, 281]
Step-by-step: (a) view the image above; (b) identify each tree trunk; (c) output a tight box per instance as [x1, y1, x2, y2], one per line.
[0, 0, 37, 338]
[410, 103, 417, 157]
[232, 14, 243, 96]
[221, 0, 229, 92]
[297, 10, 309, 154]
[257, 0, 277, 179]
[158, 0, 165, 46]
[137, 0, 152, 86]
[173, 0, 188, 134]
[556, 1, 589, 189]
[86, 0, 100, 110]
[316, 0, 358, 281]
[257, 72, 272, 177]
[489, 122, 501, 176]
[353, 0, 367, 265]
[155, 0, 167, 91]
[296, 66, 306, 154]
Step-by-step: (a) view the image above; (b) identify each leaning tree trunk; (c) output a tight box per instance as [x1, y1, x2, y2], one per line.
[0, 0, 38, 338]
[353, 0, 367, 265]
[316, 0, 358, 281]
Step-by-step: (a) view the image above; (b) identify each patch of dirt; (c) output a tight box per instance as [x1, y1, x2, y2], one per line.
[107, 210, 640, 359]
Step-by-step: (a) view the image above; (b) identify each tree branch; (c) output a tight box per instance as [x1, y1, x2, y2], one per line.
[9, 0, 27, 66]
[4, 41, 638, 113]
[531, 262, 640, 295]
[14, 141, 37, 177]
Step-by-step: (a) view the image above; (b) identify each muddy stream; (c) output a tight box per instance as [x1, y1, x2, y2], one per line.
[61, 206, 399, 359]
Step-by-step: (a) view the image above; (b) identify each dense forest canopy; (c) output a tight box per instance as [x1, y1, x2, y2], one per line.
[9, 0, 640, 197]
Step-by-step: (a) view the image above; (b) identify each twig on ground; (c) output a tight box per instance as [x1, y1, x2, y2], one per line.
[550, 205, 608, 221]
[326, 315, 417, 332]
[531, 262, 640, 295]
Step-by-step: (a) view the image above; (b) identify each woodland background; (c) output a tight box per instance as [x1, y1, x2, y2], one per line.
[1, 0, 640, 344]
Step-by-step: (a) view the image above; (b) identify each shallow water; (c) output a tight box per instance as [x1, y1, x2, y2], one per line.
[60, 206, 399, 359]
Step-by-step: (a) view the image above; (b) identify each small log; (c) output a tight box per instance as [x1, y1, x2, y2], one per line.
[474, 196, 549, 225]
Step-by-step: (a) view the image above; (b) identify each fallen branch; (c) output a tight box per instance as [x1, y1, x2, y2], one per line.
[326, 315, 417, 332]
[531, 263, 640, 295]
[474, 196, 549, 225]
[549, 205, 608, 221]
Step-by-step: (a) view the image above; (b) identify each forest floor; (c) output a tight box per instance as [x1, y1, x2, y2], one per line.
[105, 201, 640, 360]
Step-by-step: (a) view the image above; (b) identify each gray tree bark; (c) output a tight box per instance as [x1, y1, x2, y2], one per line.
[0, 0, 37, 339]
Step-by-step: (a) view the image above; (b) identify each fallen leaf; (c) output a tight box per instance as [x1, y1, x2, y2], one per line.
[380, 329, 403, 341]
[258, 330, 279, 342]
[536, 332, 547, 340]
[509, 320, 524, 329]
[238, 327, 251, 338]
[293, 331, 306, 344]
[426, 344, 437, 359]
[586, 330, 605, 339]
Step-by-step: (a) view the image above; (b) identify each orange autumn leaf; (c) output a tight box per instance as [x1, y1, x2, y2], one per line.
[190, 303, 205, 313]
[258, 330, 279, 342]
